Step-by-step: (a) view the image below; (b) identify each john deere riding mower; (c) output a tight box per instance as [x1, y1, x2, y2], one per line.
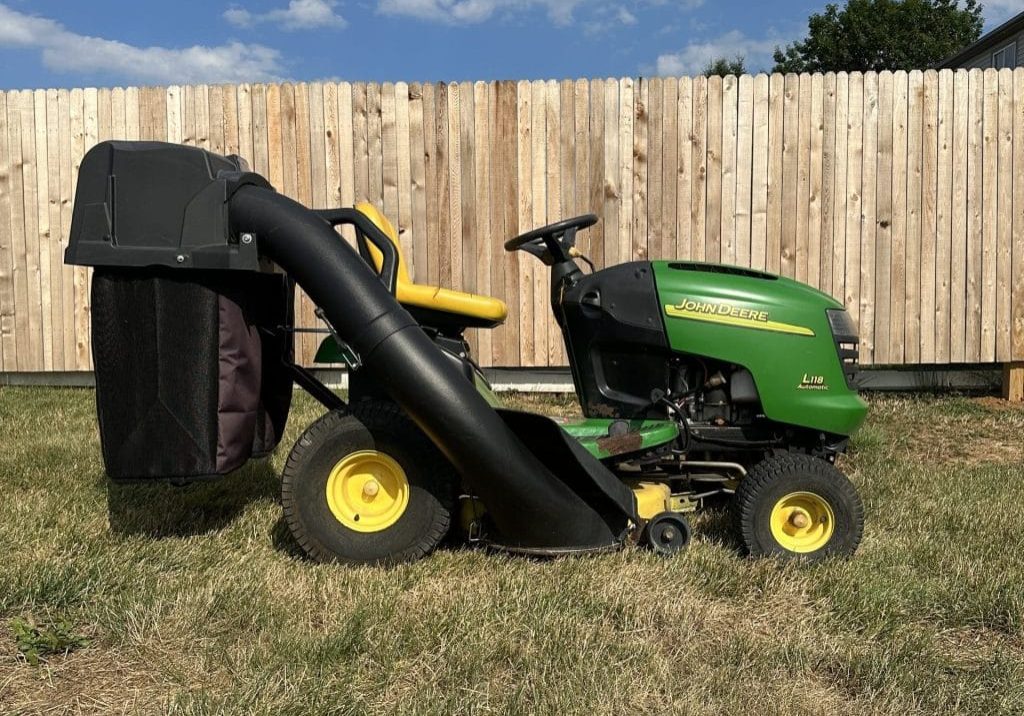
[66, 141, 867, 565]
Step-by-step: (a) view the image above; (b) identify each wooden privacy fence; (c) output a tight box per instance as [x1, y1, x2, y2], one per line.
[2, 69, 1024, 372]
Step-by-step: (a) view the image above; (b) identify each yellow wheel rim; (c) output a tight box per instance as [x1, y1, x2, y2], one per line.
[325, 450, 409, 533]
[769, 491, 835, 553]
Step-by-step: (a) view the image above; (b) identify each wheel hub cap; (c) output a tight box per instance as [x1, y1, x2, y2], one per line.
[325, 450, 409, 533]
[769, 491, 835, 553]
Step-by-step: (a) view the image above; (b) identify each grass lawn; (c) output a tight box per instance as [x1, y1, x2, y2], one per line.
[1, 387, 1023, 714]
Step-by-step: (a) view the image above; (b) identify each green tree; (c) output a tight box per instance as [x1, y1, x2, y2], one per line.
[773, 0, 983, 73]
[703, 55, 747, 77]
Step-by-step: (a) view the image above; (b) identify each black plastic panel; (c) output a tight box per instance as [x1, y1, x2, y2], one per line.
[557, 262, 670, 419]
[65, 141, 270, 271]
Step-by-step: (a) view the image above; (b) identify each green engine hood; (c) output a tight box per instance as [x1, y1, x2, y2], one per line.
[652, 261, 867, 436]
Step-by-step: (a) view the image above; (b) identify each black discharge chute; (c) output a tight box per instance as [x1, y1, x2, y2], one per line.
[66, 140, 638, 553]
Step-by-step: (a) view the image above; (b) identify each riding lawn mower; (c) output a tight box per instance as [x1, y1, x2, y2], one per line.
[66, 141, 868, 565]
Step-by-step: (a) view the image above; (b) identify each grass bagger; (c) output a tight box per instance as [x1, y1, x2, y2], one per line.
[66, 141, 868, 564]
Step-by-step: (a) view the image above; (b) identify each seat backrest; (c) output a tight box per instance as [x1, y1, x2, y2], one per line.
[354, 202, 413, 287]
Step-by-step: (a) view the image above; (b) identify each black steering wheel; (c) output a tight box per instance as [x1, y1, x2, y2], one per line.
[503, 214, 598, 264]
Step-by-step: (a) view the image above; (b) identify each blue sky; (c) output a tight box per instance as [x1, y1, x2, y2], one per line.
[1, 0, 1022, 90]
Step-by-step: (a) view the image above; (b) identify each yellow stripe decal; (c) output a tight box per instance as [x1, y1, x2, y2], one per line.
[664, 305, 815, 337]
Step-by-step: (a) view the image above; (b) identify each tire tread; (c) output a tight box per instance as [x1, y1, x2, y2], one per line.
[733, 452, 864, 560]
[281, 401, 455, 565]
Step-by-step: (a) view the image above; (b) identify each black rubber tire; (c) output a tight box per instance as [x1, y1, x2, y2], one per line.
[281, 400, 457, 565]
[734, 452, 864, 561]
[643, 512, 692, 556]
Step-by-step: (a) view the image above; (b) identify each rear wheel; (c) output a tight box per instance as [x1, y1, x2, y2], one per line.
[734, 452, 863, 561]
[282, 401, 457, 565]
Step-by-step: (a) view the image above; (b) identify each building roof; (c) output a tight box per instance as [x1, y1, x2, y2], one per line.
[938, 11, 1024, 68]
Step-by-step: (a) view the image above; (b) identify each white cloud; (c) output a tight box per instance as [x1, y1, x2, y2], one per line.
[378, 0, 696, 28]
[582, 3, 639, 35]
[378, 0, 585, 26]
[224, 0, 347, 30]
[981, 0, 1024, 27]
[652, 29, 783, 76]
[616, 6, 637, 25]
[0, 3, 283, 84]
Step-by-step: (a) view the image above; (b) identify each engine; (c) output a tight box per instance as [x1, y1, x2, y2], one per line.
[667, 358, 762, 426]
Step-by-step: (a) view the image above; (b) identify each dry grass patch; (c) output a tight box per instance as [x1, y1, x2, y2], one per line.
[1, 387, 1023, 714]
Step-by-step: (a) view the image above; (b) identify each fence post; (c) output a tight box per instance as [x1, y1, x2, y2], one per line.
[1002, 362, 1024, 401]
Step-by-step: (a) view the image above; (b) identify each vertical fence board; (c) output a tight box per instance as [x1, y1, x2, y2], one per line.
[599, 79, 620, 269]
[819, 73, 837, 294]
[395, 82, 411, 266]
[396, 83, 413, 271]
[632, 79, 649, 260]
[448, 83, 463, 298]
[980, 69, 998, 363]
[60, 87, 78, 368]
[705, 76, 722, 263]
[33, 90, 54, 370]
[577, 79, 598, 268]
[619, 78, 635, 261]
[675, 78, 692, 259]
[78, 88, 97, 369]
[720, 75, 737, 265]
[832, 73, 850, 296]
[209, 85, 224, 154]
[890, 71, 909, 363]
[807, 74, 824, 288]
[767, 74, 784, 274]
[921, 70, 939, 363]
[844, 74, 864, 333]
[794, 73, 811, 281]
[195, 84, 210, 151]
[781, 74, 800, 277]
[497, 81, 518, 365]
[935, 70, 954, 363]
[529, 80, 546, 365]
[46, 88, 68, 369]
[458, 83, 475, 351]
[473, 81, 492, 366]
[19, 91, 44, 370]
[367, 83, 384, 210]
[996, 68, 1013, 361]
[577, 79, 598, 272]
[905, 70, 924, 364]
[874, 72, 894, 364]
[662, 78, 679, 263]
[67, 89, 84, 369]
[950, 71, 969, 362]
[6, 91, 26, 368]
[485, 82, 503, 366]
[860, 73, 878, 361]
[515, 81, 533, 365]
[408, 83, 426, 279]
[559, 80, 574, 234]
[436, 83, 452, 291]
[0, 93, 13, 369]
[1013, 69, 1024, 361]
[966, 69, 985, 362]
[293, 83, 316, 362]
[749, 75, 769, 270]
[689, 76, 705, 260]
[735, 75, 753, 267]
[381, 82, 400, 226]
[647, 78, 663, 261]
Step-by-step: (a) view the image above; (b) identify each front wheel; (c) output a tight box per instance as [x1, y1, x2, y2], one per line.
[281, 401, 457, 565]
[734, 452, 864, 561]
